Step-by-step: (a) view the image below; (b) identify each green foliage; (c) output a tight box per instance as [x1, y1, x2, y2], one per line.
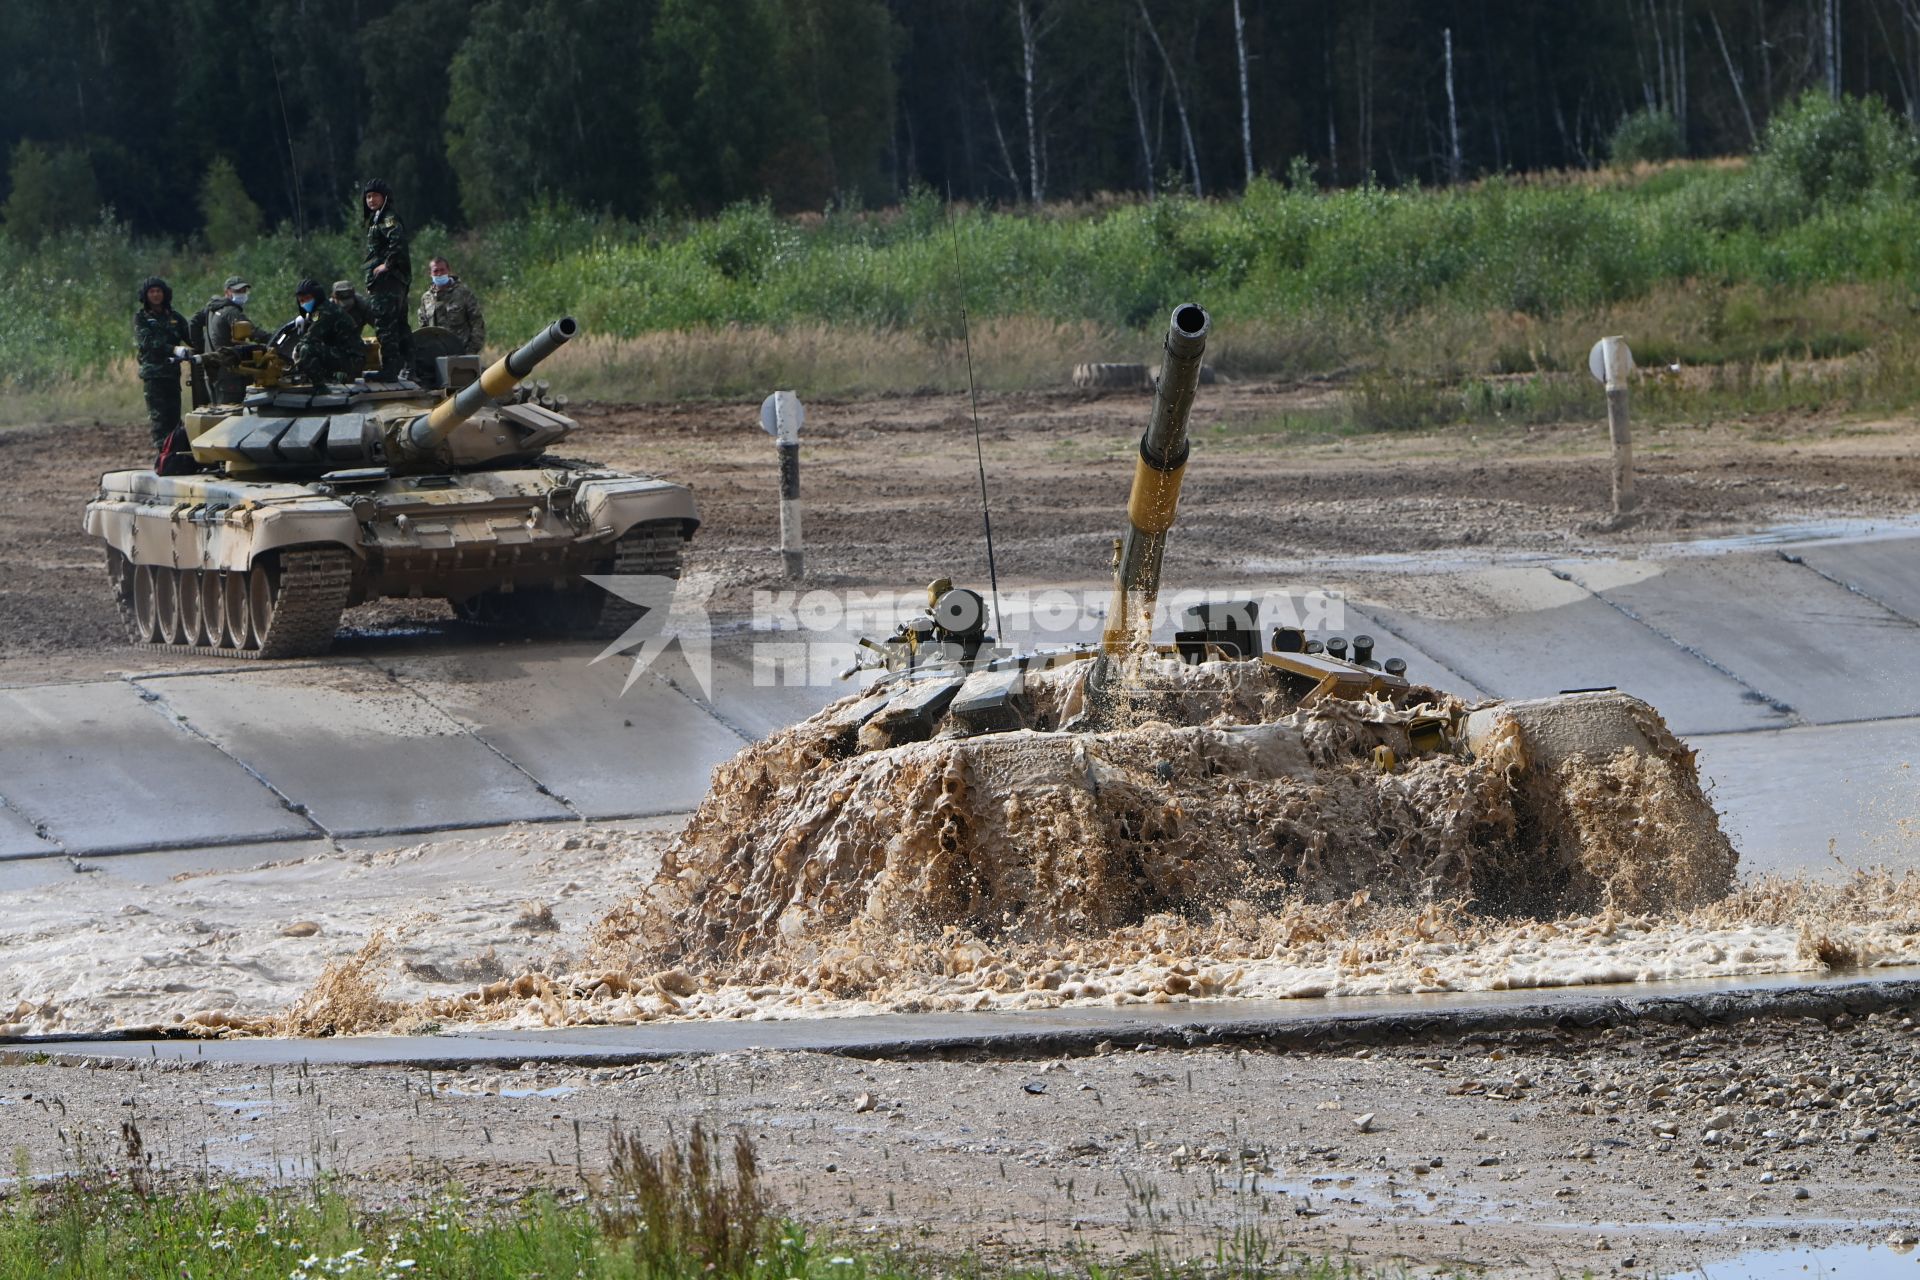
[446, 0, 645, 224]
[1753, 90, 1920, 206]
[199, 156, 263, 253]
[2, 141, 98, 245]
[1608, 109, 1684, 168]
[358, 0, 476, 230]
[644, 0, 793, 213]
[19, 152, 1920, 425]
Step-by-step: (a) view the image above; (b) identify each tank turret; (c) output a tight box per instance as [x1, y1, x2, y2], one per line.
[86, 315, 699, 658]
[185, 316, 582, 479]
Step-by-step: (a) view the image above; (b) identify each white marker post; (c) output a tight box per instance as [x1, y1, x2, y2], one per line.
[760, 390, 806, 579]
[1587, 336, 1637, 515]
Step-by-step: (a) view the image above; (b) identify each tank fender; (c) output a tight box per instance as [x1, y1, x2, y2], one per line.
[572, 476, 700, 543]
[84, 491, 362, 574]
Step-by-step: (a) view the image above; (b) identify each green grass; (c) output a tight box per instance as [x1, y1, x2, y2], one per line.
[0, 1122, 1441, 1280]
[18, 100, 1920, 427]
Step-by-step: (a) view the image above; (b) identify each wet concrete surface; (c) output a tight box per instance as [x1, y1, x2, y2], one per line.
[1564, 554, 1918, 726]
[14, 968, 1920, 1068]
[0, 529, 1913, 865]
[1363, 566, 1785, 736]
[0, 679, 315, 853]
[1691, 716, 1920, 876]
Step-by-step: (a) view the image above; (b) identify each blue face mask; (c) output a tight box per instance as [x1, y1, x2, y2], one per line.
[430, 274, 451, 287]
[300, 297, 316, 313]
[231, 291, 249, 307]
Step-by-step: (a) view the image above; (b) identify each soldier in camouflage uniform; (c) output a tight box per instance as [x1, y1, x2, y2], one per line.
[332, 280, 375, 334]
[199, 275, 254, 404]
[289, 278, 366, 386]
[360, 179, 412, 380]
[418, 256, 486, 355]
[133, 275, 191, 451]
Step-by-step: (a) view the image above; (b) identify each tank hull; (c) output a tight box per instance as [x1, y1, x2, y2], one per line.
[85, 464, 698, 656]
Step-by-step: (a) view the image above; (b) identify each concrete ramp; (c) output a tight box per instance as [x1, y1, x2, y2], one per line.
[2, 532, 1915, 869]
[388, 645, 750, 819]
[1565, 555, 1919, 725]
[0, 680, 313, 854]
[1359, 566, 1782, 735]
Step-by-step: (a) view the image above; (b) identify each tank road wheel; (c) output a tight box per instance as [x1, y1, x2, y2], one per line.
[225, 570, 254, 648]
[153, 567, 184, 644]
[246, 564, 274, 646]
[249, 548, 355, 659]
[202, 572, 230, 649]
[179, 569, 207, 646]
[131, 563, 161, 643]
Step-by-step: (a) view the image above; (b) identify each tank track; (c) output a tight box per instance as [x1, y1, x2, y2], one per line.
[587, 522, 686, 640]
[452, 521, 686, 640]
[109, 546, 354, 660]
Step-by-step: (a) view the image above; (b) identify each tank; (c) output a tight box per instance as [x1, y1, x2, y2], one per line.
[802, 303, 1736, 911]
[84, 316, 698, 657]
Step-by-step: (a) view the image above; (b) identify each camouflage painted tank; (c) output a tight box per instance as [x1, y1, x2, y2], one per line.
[84, 317, 698, 657]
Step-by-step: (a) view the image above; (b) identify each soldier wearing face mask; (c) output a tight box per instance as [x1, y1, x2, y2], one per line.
[288, 277, 366, 386]
[196, 275, 254, 403]
[417, 255, 485, 355]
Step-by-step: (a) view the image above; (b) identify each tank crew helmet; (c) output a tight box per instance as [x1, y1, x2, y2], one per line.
[294, 278, 325, 300]
[362, 178, 392, 201]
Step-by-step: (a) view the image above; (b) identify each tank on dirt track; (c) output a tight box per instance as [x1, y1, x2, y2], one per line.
[84, 316, 698, 658]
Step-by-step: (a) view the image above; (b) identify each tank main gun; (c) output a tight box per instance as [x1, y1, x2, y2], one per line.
[397, 316, 578, 461]
[181, 316, 582, 478]
[1100, 302, 1210, 655]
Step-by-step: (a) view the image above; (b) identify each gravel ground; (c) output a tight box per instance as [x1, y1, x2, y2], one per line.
[6, 1010, 1920, 1276]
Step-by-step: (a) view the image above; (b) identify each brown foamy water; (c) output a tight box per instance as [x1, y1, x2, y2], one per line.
[6, 662, 1907, 1039]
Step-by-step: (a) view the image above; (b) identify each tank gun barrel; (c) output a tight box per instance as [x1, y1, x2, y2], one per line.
[1100, 303, 1210, 654]
[406, 316, 579, 452]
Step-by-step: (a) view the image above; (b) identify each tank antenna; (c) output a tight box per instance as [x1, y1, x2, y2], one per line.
[945, 195, 1003, 632]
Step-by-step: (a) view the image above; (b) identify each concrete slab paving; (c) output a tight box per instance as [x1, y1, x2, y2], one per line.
[1792, 538, 1920, 624]
[0, 835, 340, 891]
[1359, 567, 1779, 735]
[1691, 717, 1920, 877]
[1566, 556, 1920, 726]
[136, 665, 572, 838]
[0, 681, 311, 855]
[388, 645, 749, 819]
[699, 630, 857, 741]
[0, 799, 57, 859]
[14, 968, 1919, 1068]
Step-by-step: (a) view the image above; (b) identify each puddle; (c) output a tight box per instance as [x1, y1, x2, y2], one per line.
[1664, 1241, 1920, 1278]
[434, 1083, 577, 1100]
[1648, 515, 1920, 558]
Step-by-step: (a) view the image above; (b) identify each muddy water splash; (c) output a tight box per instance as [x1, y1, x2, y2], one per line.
[594, 662, 1734, 977]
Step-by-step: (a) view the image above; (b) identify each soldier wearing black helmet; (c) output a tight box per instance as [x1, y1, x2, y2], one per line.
[289, 278, 365, 386]
[132, 275, 192, 454]
[360, 178, 412, 380]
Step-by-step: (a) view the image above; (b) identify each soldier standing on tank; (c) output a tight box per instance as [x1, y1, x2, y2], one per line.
[418, 256, 486, 355]
[200, 275, 254, 403]
[289, 278, 366, 386]
[332, 279, 375, 334]
[133, 275, 192, 454]
[360, 179, 412, 380]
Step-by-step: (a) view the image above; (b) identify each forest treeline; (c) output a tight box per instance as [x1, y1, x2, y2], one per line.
[3, 0, 1917, 241]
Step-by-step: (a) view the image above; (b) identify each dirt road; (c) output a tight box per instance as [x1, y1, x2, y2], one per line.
[7, 383, 1920, 683]
[8, 1012, 1919, 1277]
